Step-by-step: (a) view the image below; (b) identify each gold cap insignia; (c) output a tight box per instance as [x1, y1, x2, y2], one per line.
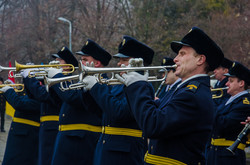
[61, 47, 65, 51]
[232, 62, 235, 68]
[85, 41, 89, 45]
[162, 58, 166, 64]
[188, 28, 193, 33]
[122, 39, 126, 46]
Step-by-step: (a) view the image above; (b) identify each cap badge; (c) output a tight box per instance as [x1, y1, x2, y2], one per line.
[188, 28, 193, 33]
[162, 58, 166, 64]
[122, 39, 126, 46]
[232, 62, 235, 68]
[61, 47, 65, 51]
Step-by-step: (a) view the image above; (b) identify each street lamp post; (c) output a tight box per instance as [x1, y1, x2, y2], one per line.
[58, 17, 72, 51]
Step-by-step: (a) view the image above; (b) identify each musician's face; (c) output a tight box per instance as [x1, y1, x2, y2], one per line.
[214, 67, 228, 81]
[117, 57, 132, 67]
[226, 77, 244, 96]
[80, 55, 97, 66]
[165, 70, 177, 85]
[174, 46, 202, 81]
[56, 58, 66, 64]
[0, 81, 3, 85]
[56, 58, 68, 71]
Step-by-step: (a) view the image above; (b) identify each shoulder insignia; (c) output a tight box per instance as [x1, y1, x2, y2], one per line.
[243, 97, 250, 104]
[185, 81, 200, 93]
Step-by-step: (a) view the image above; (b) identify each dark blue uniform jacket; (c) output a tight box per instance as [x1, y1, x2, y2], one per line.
[90, 84, 148, 165]
[2, 89, 41, 165]
[23, 77, 61, 165]
[50, 73, 102, 165]
[206, 92, 250, 165]
[125, 76, 214, 165]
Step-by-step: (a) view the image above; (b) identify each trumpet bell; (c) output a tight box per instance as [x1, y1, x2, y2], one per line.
[211, 87, 229, 99]
[15, 61, 77, 76]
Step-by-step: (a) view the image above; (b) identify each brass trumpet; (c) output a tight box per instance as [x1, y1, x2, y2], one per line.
[15, 61, 76, 75]
[0, 84, 25, 93]
[44, 64, 176, 91]
[79, 64, 177, 85]
[0, 65, 16, 72]
[44, 75, 79, 92]
[211, 87, 229, 99]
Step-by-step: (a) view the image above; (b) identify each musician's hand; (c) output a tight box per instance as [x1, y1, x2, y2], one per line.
[45, 68, 63, 78]
[241, 116, 250, 125]
[128, 58, 144, 67]
[115, 71, 148, 86]
[20, 69, 35, 78]
[85, 61, 94, 67]
[0, 85, 13, 93]
[4, 79, 13, 84]
[82, 76, 98, 91]
[49, 60, 60, 65]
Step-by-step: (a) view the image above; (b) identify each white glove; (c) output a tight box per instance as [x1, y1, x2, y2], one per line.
[82, 76, 98, 91]
[4, 79, 13, 84]
[49, 60, 60, 65]
[115, 71, 148, 86]
[0, 86, 13, 93]
[85, 61, 94, 67]
[128, 58, 144, 67]
[20, 69, 35, 78]
[45, 68, 63, 78]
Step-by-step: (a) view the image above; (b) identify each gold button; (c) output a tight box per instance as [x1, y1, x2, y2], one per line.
[215, 147, 217, 151]
[62, 114, 65, 117]
[151, 145, 153, 150]
[103, 140, 105, 144]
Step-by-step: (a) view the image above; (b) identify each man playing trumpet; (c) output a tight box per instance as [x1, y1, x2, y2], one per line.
[116, 27, 224, 164]
[82, 36, 154, 165]
[22, 46, 78, 165]
[47, 40, 111, 165]
[206, 61, 250, 165]
[212, 58, 233, 106]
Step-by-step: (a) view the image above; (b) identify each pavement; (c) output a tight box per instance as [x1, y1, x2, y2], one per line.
[0, 115, 11, 165]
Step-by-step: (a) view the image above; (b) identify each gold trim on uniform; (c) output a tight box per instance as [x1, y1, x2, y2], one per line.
[211, 138, 246, 150]
[102, 126, 142, 138]
[186, 84, 197, 90]
[243, 98, 249, 104]
[13, 117, 40, 127]
[144, 151, 187, 165]
[59, 124, 102, 133]
[40, 115, 59, 122]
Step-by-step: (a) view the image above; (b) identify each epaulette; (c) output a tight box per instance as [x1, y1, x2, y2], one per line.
[185, 81, 200, 93]
[243, 97, 250, 105]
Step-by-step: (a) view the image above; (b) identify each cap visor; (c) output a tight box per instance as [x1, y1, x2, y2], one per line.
[51, 54, 60, 58]
[75, 51, 88, 56]
[224, 73, 235, 77]
[113, 53, 130, 58]
[171, 41, 191, 54]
